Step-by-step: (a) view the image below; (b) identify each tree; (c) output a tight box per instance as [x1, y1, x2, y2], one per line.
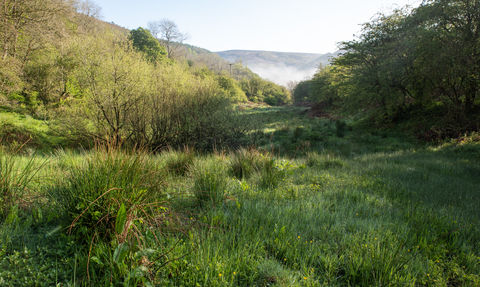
[0, 0, 72, 96]
[129, 27, 167, 63]
[217, 75, 247, 102]
[73, 0, 103, 33]
[147, 18, 189, 59]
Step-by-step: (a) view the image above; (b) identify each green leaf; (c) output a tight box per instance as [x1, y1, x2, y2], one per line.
[90, 256, 103, 266]
[134, 248, 156, 259]
[130, 266, 148, 279]
[113, 243, 129, 264]
[115, 203, 127, 235]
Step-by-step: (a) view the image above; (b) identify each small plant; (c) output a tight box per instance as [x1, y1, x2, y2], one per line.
[258, 158, 291, 189]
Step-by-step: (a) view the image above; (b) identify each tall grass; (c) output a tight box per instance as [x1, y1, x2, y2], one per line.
[0, 149, 41, 219]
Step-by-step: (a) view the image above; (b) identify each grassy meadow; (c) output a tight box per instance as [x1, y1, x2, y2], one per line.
[0, 105, 479, 286]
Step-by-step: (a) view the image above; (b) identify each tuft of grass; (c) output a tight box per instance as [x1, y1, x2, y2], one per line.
[228, 147, 265, 180]
[47, 145, 166, 241]
[192, 157, 228, 207]
[163, 146, 195, 176]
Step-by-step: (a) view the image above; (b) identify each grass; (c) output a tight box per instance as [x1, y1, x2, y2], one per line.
[0, 105, 479, 286]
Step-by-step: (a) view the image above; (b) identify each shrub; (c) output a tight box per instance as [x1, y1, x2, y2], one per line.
[293, 126, 304, 139]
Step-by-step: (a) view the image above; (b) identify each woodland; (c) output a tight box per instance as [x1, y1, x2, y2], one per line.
[0, 0, 479, 286]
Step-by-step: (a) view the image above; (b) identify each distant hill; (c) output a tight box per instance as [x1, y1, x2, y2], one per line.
[215, 50, 343, 85]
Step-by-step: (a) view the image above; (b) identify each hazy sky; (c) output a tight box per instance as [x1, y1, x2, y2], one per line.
[93, 0, 420, 54]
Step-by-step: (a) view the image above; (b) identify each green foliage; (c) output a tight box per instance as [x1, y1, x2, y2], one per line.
[240, 76, 292, 106]
[216, 75, 247, 102]
[258, 158, 290, 189]
[1, 105, 480, 286]
[303, 1, 480, 137]
[129, 27, 167, 63]
[293, 80, 313, 103]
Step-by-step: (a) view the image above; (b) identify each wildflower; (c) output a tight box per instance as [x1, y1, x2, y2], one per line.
[298, 236, 300, 239]
[303, 277, 307, 280]
[233, 272, 236, 275]
[219, 274, 222, 277]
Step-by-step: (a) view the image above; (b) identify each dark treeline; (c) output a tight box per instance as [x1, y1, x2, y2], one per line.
[295, 0, 480, 140]
[0, 0, 291, 151]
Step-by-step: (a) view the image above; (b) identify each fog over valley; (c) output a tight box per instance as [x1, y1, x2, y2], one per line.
[215, 50, 343, 86]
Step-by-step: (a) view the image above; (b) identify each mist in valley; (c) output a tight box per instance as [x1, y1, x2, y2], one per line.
[248, 65, 317, 86]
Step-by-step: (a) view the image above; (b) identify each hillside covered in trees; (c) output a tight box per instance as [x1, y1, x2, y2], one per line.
[0, 0, 291, 151]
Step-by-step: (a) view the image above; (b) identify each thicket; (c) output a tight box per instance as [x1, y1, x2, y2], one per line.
[295, 0, 480, 139]
[240, 76, 292, 106]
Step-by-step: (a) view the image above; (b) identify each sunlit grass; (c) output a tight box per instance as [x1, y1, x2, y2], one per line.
[0, 106, 479, 286]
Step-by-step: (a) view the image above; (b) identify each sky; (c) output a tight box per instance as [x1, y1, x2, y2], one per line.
[93, 0, 421, 54]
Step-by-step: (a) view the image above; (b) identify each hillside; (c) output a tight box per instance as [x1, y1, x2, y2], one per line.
[215, 50, 343, 85]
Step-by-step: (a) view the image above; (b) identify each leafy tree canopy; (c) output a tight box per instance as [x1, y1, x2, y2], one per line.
[129, 27, 167, 63]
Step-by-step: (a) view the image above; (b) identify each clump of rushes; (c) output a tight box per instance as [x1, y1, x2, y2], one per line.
[192, 157, 228, 207]
[258, 157, 288, 189]
[48, 145, 166, 241]
[164, 146, 195, 176]
[229, 147, 266, 180]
